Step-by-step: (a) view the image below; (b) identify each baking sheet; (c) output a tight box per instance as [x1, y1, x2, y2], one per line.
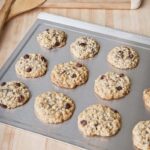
[0, 13, 150, 150]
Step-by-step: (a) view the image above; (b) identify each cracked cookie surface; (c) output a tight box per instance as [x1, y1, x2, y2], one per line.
[37, 29, 67, 49]
[34, 91, 75, 124]
[94, 72, 131, 100]
[15, 53, 48, 78]
[0, 81, 30, 109]
[70, 36, 100, 59]
[107, 46, 139, 69]
[78, 104, 121, 137]
[132, 120, 150, 150]
[51, 61, 89, 89]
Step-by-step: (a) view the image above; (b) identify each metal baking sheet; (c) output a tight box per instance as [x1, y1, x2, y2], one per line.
[0, 13, 150, 150]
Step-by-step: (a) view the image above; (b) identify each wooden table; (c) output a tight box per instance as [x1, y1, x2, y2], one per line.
[0, 0, 150, 149]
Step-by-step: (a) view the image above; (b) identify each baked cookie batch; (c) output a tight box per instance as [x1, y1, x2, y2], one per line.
[0, 28, 149, 149]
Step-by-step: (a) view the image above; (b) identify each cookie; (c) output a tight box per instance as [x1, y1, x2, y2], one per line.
[0, 81, 30, 109]
[143, 88, 150, 109]
[34, 91, 75, 124]
[94, 72, 131, 100]
[51, 61, 89, 89]
[37, 29, 67, 49]
[70, 36, 100, 59]
[15, 53, 48, 78]
[78, 104, 121, 137]
[107, 46, 139, 69]
[132, 120, 150, 150]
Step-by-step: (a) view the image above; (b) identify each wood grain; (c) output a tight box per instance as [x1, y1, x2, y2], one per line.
[0, 0, 150, 149]
[42, 0, 131, 9]
[0, 0, 14, 35]
[5, 0, 142, 23]
[41, 0, 143, 9]
[7, 0, 46, 21]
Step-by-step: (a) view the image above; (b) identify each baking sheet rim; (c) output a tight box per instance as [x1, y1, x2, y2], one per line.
[38, 12, 150, 46]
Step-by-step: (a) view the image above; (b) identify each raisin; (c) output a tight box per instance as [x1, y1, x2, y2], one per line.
[41, 56, 47, 62]
[26, 67, 32, 72]
[0, 104, 7, 109]
[79, 43, 87, 47]
[116, 86, 122, 91]
[119, 73, 124, 77]
[129, 54, 133, 58]
[15, 83, 21, 87]
[23, 54, 29, 59]
[71, 74, 77, 78]
[80, 120, 87, 126]
[76, 63, 82, 67]
[100, 75, 105, 80]
[113, 109, 118, 113]
[18, 95, 24, 102]
[55, 42, 60, 47]
[1, 82, 6, 86]
[118, 51, 124, 58]
[65, 103, 71, 109]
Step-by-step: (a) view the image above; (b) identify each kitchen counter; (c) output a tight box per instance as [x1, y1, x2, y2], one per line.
[0, 0, 150, 149]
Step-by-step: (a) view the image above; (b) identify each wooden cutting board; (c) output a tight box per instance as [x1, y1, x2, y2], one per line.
[42, 0, 142, 9]
[0, 0, 143, 26]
